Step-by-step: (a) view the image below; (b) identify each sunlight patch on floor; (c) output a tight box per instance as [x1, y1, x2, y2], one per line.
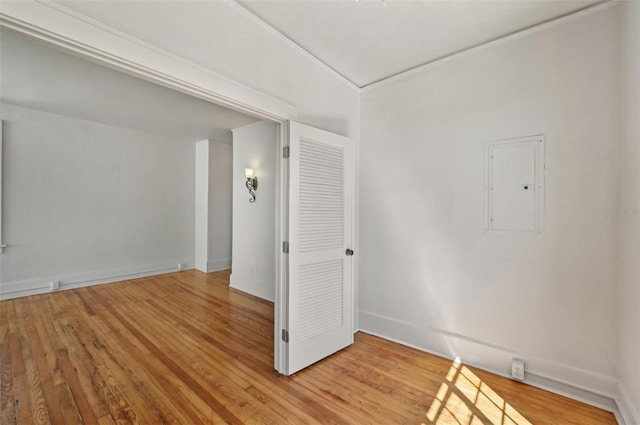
[423, 359, 532, 425]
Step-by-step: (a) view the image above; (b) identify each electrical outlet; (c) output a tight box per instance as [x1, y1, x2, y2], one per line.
[512, 358, 525, 381]
[50, 280, 59, 290]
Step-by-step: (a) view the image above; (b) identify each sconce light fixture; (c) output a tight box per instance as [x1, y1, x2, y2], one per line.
[245, 168, 258, 203]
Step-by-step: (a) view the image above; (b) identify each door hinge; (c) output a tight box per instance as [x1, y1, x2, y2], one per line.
[283, 146, 290, 158]
[282, 329, 289, 342]
[282, 241, 289, 253]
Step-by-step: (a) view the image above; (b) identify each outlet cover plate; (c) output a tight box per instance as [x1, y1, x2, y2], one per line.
[512, 358, 525, 381]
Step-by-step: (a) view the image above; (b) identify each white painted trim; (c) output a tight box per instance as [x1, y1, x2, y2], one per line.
[207, 258, 231, 273]
[0, 0, 297, 122]
[230, 274, 275, 303]
[361, 0, 621, 92]
[228, 0, 360, 92]
[352, 94, 361, 335]
[358, 309, 622, 416]
[617, 383, 640, 425]
[0, 261, 193, 300]
[0, 121, 4, 254]
[275, 121, 289, 374]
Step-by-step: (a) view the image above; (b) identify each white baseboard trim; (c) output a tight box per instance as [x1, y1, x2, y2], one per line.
[0, 260, 194, 300]
[358, 309, 622, 419]
[207, 258, 231, 273]
[229, 274, 274, 302]
[617, 383, 640, 425]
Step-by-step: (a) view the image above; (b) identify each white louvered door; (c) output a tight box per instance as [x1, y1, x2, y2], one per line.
[285, 121, 353, 375]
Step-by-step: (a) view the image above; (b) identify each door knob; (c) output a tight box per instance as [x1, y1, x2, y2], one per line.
[345, 249, 354, 256]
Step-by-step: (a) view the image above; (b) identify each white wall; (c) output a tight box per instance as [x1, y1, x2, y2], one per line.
[620, 1, 640, 423]
[359, 6, 622, 401]
[208, 140, 233, 272]
[194, 139, 210, 272]
[194, 139, 234, 273]
[0, 104, 195, 298]
[231, 122, 277, 302]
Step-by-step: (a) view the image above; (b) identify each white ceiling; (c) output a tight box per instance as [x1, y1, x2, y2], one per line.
[239, 0, 600, 87]
[0, 29, 259, 143]
[53, 0, 603, 89]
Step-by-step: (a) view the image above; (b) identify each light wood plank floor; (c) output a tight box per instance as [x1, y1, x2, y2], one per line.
[1, 270, 616, 424]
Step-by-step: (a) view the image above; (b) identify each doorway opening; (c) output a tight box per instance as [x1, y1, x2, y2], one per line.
[1, 24, 291, 372]
[2, 15, 354, 376]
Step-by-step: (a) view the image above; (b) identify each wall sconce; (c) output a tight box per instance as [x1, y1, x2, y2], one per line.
[245, 168, 258, 203]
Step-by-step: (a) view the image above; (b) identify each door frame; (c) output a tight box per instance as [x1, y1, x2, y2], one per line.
[0, 2, 297, 123]
[0, 1, 295, 371]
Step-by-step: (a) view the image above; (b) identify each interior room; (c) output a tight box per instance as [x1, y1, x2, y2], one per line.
[0, 1, 638, 424]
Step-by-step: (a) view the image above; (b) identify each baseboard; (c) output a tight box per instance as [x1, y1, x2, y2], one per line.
[358, 309, 621, 417]
[0, 260, 193, 300]
[207, 258, 231, 273]
[229, 274, 274, 302]
[617, 383, 640, 425]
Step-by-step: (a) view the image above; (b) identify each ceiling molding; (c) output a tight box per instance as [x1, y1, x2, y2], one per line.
[361, 0, 620, 92]
[0, 0, 297, 122]
[229, 0, 361, 92]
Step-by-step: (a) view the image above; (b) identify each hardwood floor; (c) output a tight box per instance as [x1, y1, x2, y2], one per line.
[0, 270, 616, 424]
